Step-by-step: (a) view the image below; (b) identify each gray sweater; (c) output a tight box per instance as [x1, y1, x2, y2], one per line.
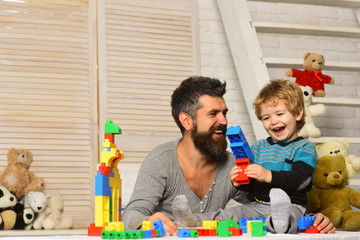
[122, 139, 248, 229]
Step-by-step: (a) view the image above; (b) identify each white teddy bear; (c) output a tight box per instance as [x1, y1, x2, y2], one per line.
[298, 85, 326, 138]
[316, 139, 360, 179]
[23, 191, 47, 230]
[42, 193, 73, 230]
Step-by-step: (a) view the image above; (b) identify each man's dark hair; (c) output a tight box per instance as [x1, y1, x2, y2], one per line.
[171, 76, 226, 133]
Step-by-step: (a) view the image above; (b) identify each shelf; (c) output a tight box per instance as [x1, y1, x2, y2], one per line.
[263, 57, 360, 72]
[312, 97, 360, 106]
[247, 0, 360, 8]
[252, 22, 360, 38]
[309, 137, 360, 144]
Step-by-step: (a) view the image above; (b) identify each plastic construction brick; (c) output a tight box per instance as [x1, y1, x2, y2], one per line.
[298, 216, 315, 230]
[105, 120, 121, 134]
[216, 221, 232, 237]
[226, 218, 240, 229]
[95, 173, 112, 196]
[229, 227, 242, 236]
[152, 220, 165, 236]
[251, 221, 267, 237]
[202, 220, 218, 229]
[178, 229, 191, 238]
[141, 221, 152, 230]
[226, 125, 254, 162]
[235, 158, 250, 185]
[88, 223, 103, 236]
[301, 226, 320, 234]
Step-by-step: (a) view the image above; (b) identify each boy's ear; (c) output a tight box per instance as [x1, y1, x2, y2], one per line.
[179, 112, 193, 131]
[296, 108, 304, 121]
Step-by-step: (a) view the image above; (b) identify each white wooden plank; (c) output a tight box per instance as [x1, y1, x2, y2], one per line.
[216, 0, 269, 140]
[253, 21, 360, 38]
[247, 0, 360, 8]
[263, 57, 360, 72]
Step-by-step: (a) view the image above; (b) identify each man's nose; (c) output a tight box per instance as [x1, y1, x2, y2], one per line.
[218, 113, 228, 125]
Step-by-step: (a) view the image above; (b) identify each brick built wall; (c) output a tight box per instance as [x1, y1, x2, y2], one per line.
[198, 0, 360, 158]
[198, 0, 257, 146]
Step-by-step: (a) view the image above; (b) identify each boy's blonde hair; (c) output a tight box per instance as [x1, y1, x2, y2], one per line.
[253, 79, 305, 132]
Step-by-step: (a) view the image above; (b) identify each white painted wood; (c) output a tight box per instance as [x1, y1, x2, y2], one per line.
[247, 0, 360, 8]
[253, 21, 360, 38]
[263, 57, 360, 72]
[0, 0, 98, 228]
[216, 0, 269, 140]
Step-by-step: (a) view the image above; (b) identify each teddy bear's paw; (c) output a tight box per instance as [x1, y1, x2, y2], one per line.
[23, 208, 34, 225]
[350, 157, 360, 171]
[5, 175, 17, 186]
[341, 212, 360, 231]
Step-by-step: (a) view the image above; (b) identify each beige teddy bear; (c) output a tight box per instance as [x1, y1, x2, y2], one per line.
[42, 193, 73, 230]
[286, 52, 334, 97]
[316, 139, 360, 179]
[0, 148, 45, 200]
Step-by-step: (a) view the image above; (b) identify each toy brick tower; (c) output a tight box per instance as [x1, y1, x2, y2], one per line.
[88, 120, 125, 236]
[226, 125, 254, 185]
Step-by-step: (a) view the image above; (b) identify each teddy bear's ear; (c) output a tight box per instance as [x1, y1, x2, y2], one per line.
[7, 148, 17, 156]
[320, 55, 325, 64]
[341, 139, 350, 149]
[304, 52, 311, 60]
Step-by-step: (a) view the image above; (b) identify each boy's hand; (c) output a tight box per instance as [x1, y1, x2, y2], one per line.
[244, 164, 272, 183]
[230, 166, 241, 187]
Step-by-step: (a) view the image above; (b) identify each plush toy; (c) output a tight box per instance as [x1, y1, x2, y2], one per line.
[286, 52, 334, 97]
[0, 186, 34, 230]
[23, 191, 47, 230]
[0, 186, 17, 229]
[298, 85, 326, 138]
[0, 148, 45, 200]
[316, 139, 360, 179]
[305, 155, 360, 231]
[42, 193, 73, 230]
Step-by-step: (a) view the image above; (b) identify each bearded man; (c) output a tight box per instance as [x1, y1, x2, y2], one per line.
[122, 76, 334, 235]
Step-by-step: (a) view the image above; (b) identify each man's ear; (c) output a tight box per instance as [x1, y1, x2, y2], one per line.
[179, 112, 193, 131]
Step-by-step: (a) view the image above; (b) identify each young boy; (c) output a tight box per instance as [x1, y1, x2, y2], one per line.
[172, 79, 318, 234]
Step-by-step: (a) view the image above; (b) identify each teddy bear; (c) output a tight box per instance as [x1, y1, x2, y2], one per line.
[305, 155, 360, 231]
[23, 191, 47, 230]
[285, 52, 334, 97]
[0, 186, 34, 230]
[316, 139, 360, 179]
[42, 193, 73, 230]
[298, 85, 326, 138]
[0, 148, 45, 200]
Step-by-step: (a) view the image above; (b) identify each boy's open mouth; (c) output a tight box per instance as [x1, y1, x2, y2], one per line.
[273, 126, 285, 134]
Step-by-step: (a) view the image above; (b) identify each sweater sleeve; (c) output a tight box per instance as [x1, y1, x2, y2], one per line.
[271, 161, 314, 191]
[122, 151, 168, 229]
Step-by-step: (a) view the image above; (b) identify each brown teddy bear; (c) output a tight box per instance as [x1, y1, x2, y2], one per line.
[0, 148, 45, 200]
[305, 155, 360, 231]
[285, 52, 334, 97]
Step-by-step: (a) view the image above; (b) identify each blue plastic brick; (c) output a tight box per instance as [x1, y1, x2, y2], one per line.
[95, 172, 112, 196]
[178, 229, 190, 238]
[153, 220, 165, 236]
[298, 216, 315, 230]
[226, 125, 254, 162]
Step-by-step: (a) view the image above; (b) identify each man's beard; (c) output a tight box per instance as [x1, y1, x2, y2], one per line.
[191, 123, 228, 158]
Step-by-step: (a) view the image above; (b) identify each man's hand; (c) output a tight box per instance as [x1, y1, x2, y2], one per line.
[313, 213, 336, 233]
[147, 212, 178, 236]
